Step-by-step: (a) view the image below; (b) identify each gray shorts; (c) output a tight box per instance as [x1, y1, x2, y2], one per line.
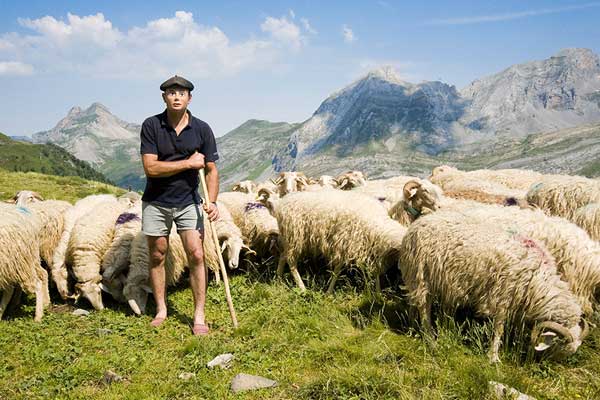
[142, 201, 204, 236]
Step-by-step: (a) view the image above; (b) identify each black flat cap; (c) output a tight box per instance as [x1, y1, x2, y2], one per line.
[160, 75, 194, 91]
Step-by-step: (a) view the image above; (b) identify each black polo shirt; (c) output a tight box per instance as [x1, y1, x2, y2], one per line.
[140, 110, 219, 207]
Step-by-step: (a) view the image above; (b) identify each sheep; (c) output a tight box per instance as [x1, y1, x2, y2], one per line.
[526, 175, 600, 221]
[100, 200, 143, 301]
[272, 171, 310, 197]
[232, 180, 257, 194]
[215, 200, 253, 270]
[219, 193, 280, 261]
[5, 190, 44, 206]
[399, 210, 588, 363]
[429, 166, 528, 206]
[0, 205, 48, 321]
[67, 197, 132, 309]
[51, 194, 121, 299]
[572, 203, 600, 242]
[268, 190, 406, 293]
[391, 180, 600, 316]
[335, 170, 366, 190]
[430, 165, 543, 191]
[124, 214, 222, 315]
[352, 175, 421, 211]
[25, 200, 72, 268]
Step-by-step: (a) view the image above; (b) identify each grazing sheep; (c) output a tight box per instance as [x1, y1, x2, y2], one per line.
[100, 200, 143, 301]
[526, 175, 600, 221]
[270, 190, 406, 293]
[26, 200, 72, 267]
[124, 229, 188, 315]
[335, 170, 366, 190]
[272, 171, 310, 196]
[67, 197, 131, 309]
[0, 205, 48, 321]
[219, 194, 280, 261]
[430, 165, 543, 191]
[399, 210, 588, 363]
[215, 201, 253, 269]
[429, 166, 527, 206]
[51, 194, 120, 299]
[391, 180, 600, 315]
[572, 203, 600, 242]
[232, 180, 257, 194]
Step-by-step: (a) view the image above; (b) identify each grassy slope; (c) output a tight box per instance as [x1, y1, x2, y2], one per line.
[0, 133, 112, 184]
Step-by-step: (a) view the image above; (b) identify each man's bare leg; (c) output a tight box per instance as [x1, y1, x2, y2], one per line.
[179, 229, 207, 326]
[147, 235, 169, 322]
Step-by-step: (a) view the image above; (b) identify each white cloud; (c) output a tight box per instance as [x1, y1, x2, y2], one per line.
[0, 61, 34, 76]
[342, 24, 355, 43]
[260, 16, 306, 50]
[426, 2, 600, 25]
[0, 11, 310, 79]
[300, 18, 317, 35]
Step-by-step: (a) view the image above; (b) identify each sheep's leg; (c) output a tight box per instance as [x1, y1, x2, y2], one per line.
[277, 253, 287, 278]
[34, 280, 45, 322]
[288, 259, 306, 292]
[6, 287, 23, 316]
[326, 264, 343, 294]
[488, 314, 506, 364]
[0, 287, 15, 320]
[38, 268, 50, 307]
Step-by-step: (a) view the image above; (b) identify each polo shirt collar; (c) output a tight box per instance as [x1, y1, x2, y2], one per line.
[159, 109, 193, 129]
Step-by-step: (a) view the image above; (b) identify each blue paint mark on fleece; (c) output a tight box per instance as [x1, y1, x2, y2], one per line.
[116, 213, 141, 225]
[244, 202, 266, 212]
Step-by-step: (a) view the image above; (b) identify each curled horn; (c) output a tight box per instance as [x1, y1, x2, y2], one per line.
[339, 178, 349, 189]
[232, 184, 241, 192]
[272, 172, 285, 185]
[531, 321, 574, 346]
[403, 180, 422, 200]
[257, 188, 272, 202]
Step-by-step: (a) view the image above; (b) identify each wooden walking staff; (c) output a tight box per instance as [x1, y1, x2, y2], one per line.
[199, 168, 239, 328]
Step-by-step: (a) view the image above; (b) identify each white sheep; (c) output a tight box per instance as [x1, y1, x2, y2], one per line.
[430, 165, 543, 191]
[526, 175, 600, 221]
[51, 194, 120, 299]
[335, 170, 367, 190]
[232, 180, 257, 194]
[26, 200, 73, 268]
[67, 197, 131, 309]
[572, 203, 600, 242]
[272, 171, 310, 196]
[352, 175, 421, 211]
[219, 194, 280, 260]
[399, 210, 588, 363]
[391, 180, 600, 316]
[0, 205, 48, 321]
[215, 200, 253, 269]
[267, 190, 406, 293]
[5, 190, 44, 206]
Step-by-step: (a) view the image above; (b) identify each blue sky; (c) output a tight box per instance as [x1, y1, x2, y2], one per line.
[0, 0, 599, 137]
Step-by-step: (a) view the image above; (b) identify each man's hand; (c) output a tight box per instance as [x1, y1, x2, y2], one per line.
[187, 152, 205, 170]
[204, 202, 219, 222]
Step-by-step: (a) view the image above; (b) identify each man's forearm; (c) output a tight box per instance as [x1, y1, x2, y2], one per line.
[145, 159, 190, 178]
[206, 166, 219, 203]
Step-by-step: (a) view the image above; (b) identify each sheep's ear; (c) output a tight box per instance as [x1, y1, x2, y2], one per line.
[535, 331, 557, 351]
[221, 240, 228, 252]
[99, 282, 109, 293]
[32, 192, 44, 201]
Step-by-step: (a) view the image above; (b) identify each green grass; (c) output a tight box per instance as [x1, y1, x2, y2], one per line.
[2, 270, 600, 399]
[0, 169, 126, 203]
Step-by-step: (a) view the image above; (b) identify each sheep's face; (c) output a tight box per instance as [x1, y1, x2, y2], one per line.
[232, 181, 256, 194]
[429, 165, 457, 180]
[403, 180, 442, 218]
[12, 190, 44, 206]
[533, 320, 586, 360]
[76, 281, 104, 310]
[221, 237, 243, 269]
[318, 175, 337, 188]
[336, 171, 366, 190]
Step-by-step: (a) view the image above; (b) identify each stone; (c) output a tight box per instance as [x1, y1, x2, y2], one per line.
[102, 370, 124, 385]
[231, 373, 277, 393]
[178, 372, 195, 380]
[207, 353, 234, 369]
[72, 308, 90, 316]
[489, 381, 536, 400]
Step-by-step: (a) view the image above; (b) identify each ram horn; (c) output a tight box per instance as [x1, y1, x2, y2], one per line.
[532, 321, 574, 345]
[403, 180, 421, 200]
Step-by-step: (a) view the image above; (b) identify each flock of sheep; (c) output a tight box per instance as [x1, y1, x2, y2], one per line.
[1, 166, 599, 364]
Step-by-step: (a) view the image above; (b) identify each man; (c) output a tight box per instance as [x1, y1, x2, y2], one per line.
[140, 75, 220, 336]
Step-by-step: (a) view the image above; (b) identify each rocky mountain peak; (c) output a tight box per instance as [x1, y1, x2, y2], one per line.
[554, 48, 599, 69]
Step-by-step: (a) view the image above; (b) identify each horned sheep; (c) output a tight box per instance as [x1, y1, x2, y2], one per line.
[264, 190, 406, 293]
[399, 210, 588, 363]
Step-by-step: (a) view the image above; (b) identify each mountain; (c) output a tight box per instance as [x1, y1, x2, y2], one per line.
[267, 48, 600, 179]
[460, 48, 600, 138]
[9, 135, 33, 142]
[216, 119, 299, 189]
[32, 103, 145, 189]
[0, 132, 111, 182]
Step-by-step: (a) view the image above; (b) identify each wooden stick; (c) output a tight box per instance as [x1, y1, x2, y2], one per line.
[199, 168, 239, 328]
